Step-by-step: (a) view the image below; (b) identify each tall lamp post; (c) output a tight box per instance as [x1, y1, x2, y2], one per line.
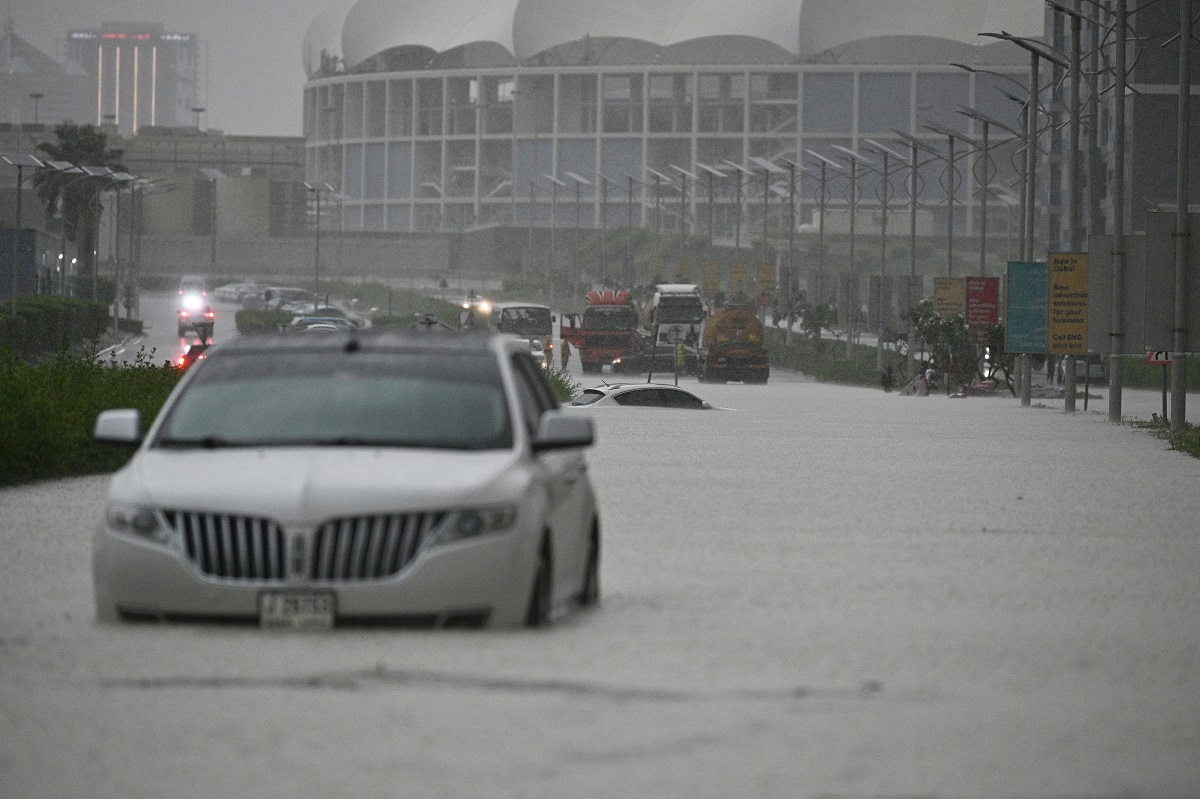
[780, 158, 809, 345]
[722, 160, 754, 250]
[809, 150, 857, 358]
[694, 162, 726, 248]
[304, 181, 334, 289]
[832, 147, 876, 360]
[804, 149, 836, 309]
[749, 156, 786, 326]
[956, 106, 1022, 279]
[544, 174, 567, 300]
[921, 122, 979, 279]
[108, 171, 136, 331]
[646, 168, 674, 265]
[979, 31, 1068, 407]
[564, 171, 592, 298]
[200, 168, 224, 281]
[29, 93, 44, 125]
[2, 153, 45, 315]
[864, 139, 908, 369]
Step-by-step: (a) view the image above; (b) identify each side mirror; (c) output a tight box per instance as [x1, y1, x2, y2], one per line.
[532, 411, 594, 452]
[94, 409, 142, 444]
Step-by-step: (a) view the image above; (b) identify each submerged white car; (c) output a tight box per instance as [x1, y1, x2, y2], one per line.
[93, 331, 600, 629]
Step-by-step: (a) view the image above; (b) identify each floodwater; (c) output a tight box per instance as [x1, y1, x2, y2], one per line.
[1, 368, 1198, 799]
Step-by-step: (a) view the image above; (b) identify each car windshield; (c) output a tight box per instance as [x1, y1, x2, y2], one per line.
[582, 305, 636, 330]
[496, 307, 551, 337]
[156, 349, 513, 450]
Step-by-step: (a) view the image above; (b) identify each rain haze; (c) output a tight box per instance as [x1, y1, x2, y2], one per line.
[8, 0, 331, 135]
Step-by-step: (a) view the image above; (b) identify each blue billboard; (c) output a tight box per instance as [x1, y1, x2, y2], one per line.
[1005, 261, 1048, 354]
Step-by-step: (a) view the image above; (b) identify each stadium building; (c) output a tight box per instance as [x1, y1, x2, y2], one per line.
[302, 0, 1042, 262]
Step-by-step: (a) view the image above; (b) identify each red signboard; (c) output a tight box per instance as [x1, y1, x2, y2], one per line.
[965, 277, 1000, 335]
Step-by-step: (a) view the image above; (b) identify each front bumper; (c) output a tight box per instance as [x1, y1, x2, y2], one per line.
[93, 523, 537, 629]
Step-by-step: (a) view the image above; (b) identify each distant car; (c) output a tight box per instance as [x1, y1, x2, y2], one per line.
[177, 305, 215, 340]
[91, 330, 600, 629]
[177, 276, 207, 312]
[569, 383, 712, 410]
[526, 337, 548, 369]
[610, 344, 700, 376]
[290, 315, 356, 331]
[213, 282, 261, 303]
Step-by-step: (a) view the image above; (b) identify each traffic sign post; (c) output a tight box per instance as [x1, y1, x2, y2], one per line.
[1145, 351, 1171, 422]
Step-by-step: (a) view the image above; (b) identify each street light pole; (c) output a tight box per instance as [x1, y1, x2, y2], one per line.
[304, 181, 334, 290]
[564, 171, 592, 298]
[29, 93, 44, 125]
[2, 154, 45, 315]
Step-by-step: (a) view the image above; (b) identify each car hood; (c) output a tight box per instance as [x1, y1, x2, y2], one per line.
[112, 447, 524, 524]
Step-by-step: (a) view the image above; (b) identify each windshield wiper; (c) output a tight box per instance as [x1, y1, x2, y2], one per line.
[156, 435, 245, 449]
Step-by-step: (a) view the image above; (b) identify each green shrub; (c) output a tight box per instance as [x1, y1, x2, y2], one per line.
[0, 296, 110, 357]
[235, 309, 292, 333]
[0, 349, 183, 487]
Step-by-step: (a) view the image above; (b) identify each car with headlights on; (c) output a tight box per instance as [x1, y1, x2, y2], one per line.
[92, 330, 600, 629]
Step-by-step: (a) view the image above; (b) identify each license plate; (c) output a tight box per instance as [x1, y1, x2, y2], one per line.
[259, 591, 335, 630]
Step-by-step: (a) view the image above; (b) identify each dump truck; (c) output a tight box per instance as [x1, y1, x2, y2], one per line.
[698, 303, 770, 383]
[643, 283, 706, 348]
[560, 288, 641, 373]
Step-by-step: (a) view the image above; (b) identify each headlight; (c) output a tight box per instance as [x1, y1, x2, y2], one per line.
[182, 294, 203, 311]
[433, 506, 517, 546]
[105, 503, 169, 544]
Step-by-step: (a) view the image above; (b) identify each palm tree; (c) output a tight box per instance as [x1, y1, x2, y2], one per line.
[32, 123, 126, 295]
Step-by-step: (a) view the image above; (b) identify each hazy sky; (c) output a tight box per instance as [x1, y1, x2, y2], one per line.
[10, 0, 334, 136]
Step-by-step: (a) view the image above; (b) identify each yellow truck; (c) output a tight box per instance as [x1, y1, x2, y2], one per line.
[698, 303, 770, 384]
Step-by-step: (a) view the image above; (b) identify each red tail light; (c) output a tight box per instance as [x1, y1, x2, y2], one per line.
[204, 310, 215, 320]
[175, 356, 186, 368]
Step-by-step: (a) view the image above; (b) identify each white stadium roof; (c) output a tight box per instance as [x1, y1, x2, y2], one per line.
[304, 0, 1044, 76]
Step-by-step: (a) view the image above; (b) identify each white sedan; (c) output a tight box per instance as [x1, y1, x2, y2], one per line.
[93, 331, 600, 629]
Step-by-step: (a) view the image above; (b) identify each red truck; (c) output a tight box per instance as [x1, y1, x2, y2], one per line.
[560, 289, 641, 373]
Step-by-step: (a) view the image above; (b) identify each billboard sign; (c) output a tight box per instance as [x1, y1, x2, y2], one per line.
[1005, 261, 1048, 354]
[1047, 252, 1088, 354]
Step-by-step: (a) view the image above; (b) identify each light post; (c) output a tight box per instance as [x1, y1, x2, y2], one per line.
[108, 171, 136, 332]
[596, 172, 617, 284]
[304, 181, 334, 290]
[832, 147, 875, 360]
[809, 150, 856, 357]
[620, 172, 645, 287]
[694, 162, 726, 248]
[646, 168, 673, 265]
[191, 106, 205, 129]
[956, 106, 1022, 279]
[864, 139, 908, 369]
[43, 160, 78, 296]
[564, 171, 592, 297]
[749, 156, 786, 325]
[804, 150, 835, 309]
[922, 122, 979, 279]
[722, 160, 754, 250]
[670, 164, 698, 246]
[780, 158, 808, 345]
[29, 93, 44, 125]
[980, 31, 1068, 408]
[544, 174, 567, 298]
[200, 168, 224, 281]
[2, 153, 45, 315]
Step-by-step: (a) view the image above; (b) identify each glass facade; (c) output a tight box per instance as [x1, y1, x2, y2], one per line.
[305, 64, 1025, 238]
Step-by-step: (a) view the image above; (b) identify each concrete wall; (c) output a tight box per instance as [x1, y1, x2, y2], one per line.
[137, 232, 454, 285]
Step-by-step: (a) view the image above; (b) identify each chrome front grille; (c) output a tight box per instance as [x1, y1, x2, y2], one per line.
[309, 513, 444, 581]
[167, 511, 286, 581]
